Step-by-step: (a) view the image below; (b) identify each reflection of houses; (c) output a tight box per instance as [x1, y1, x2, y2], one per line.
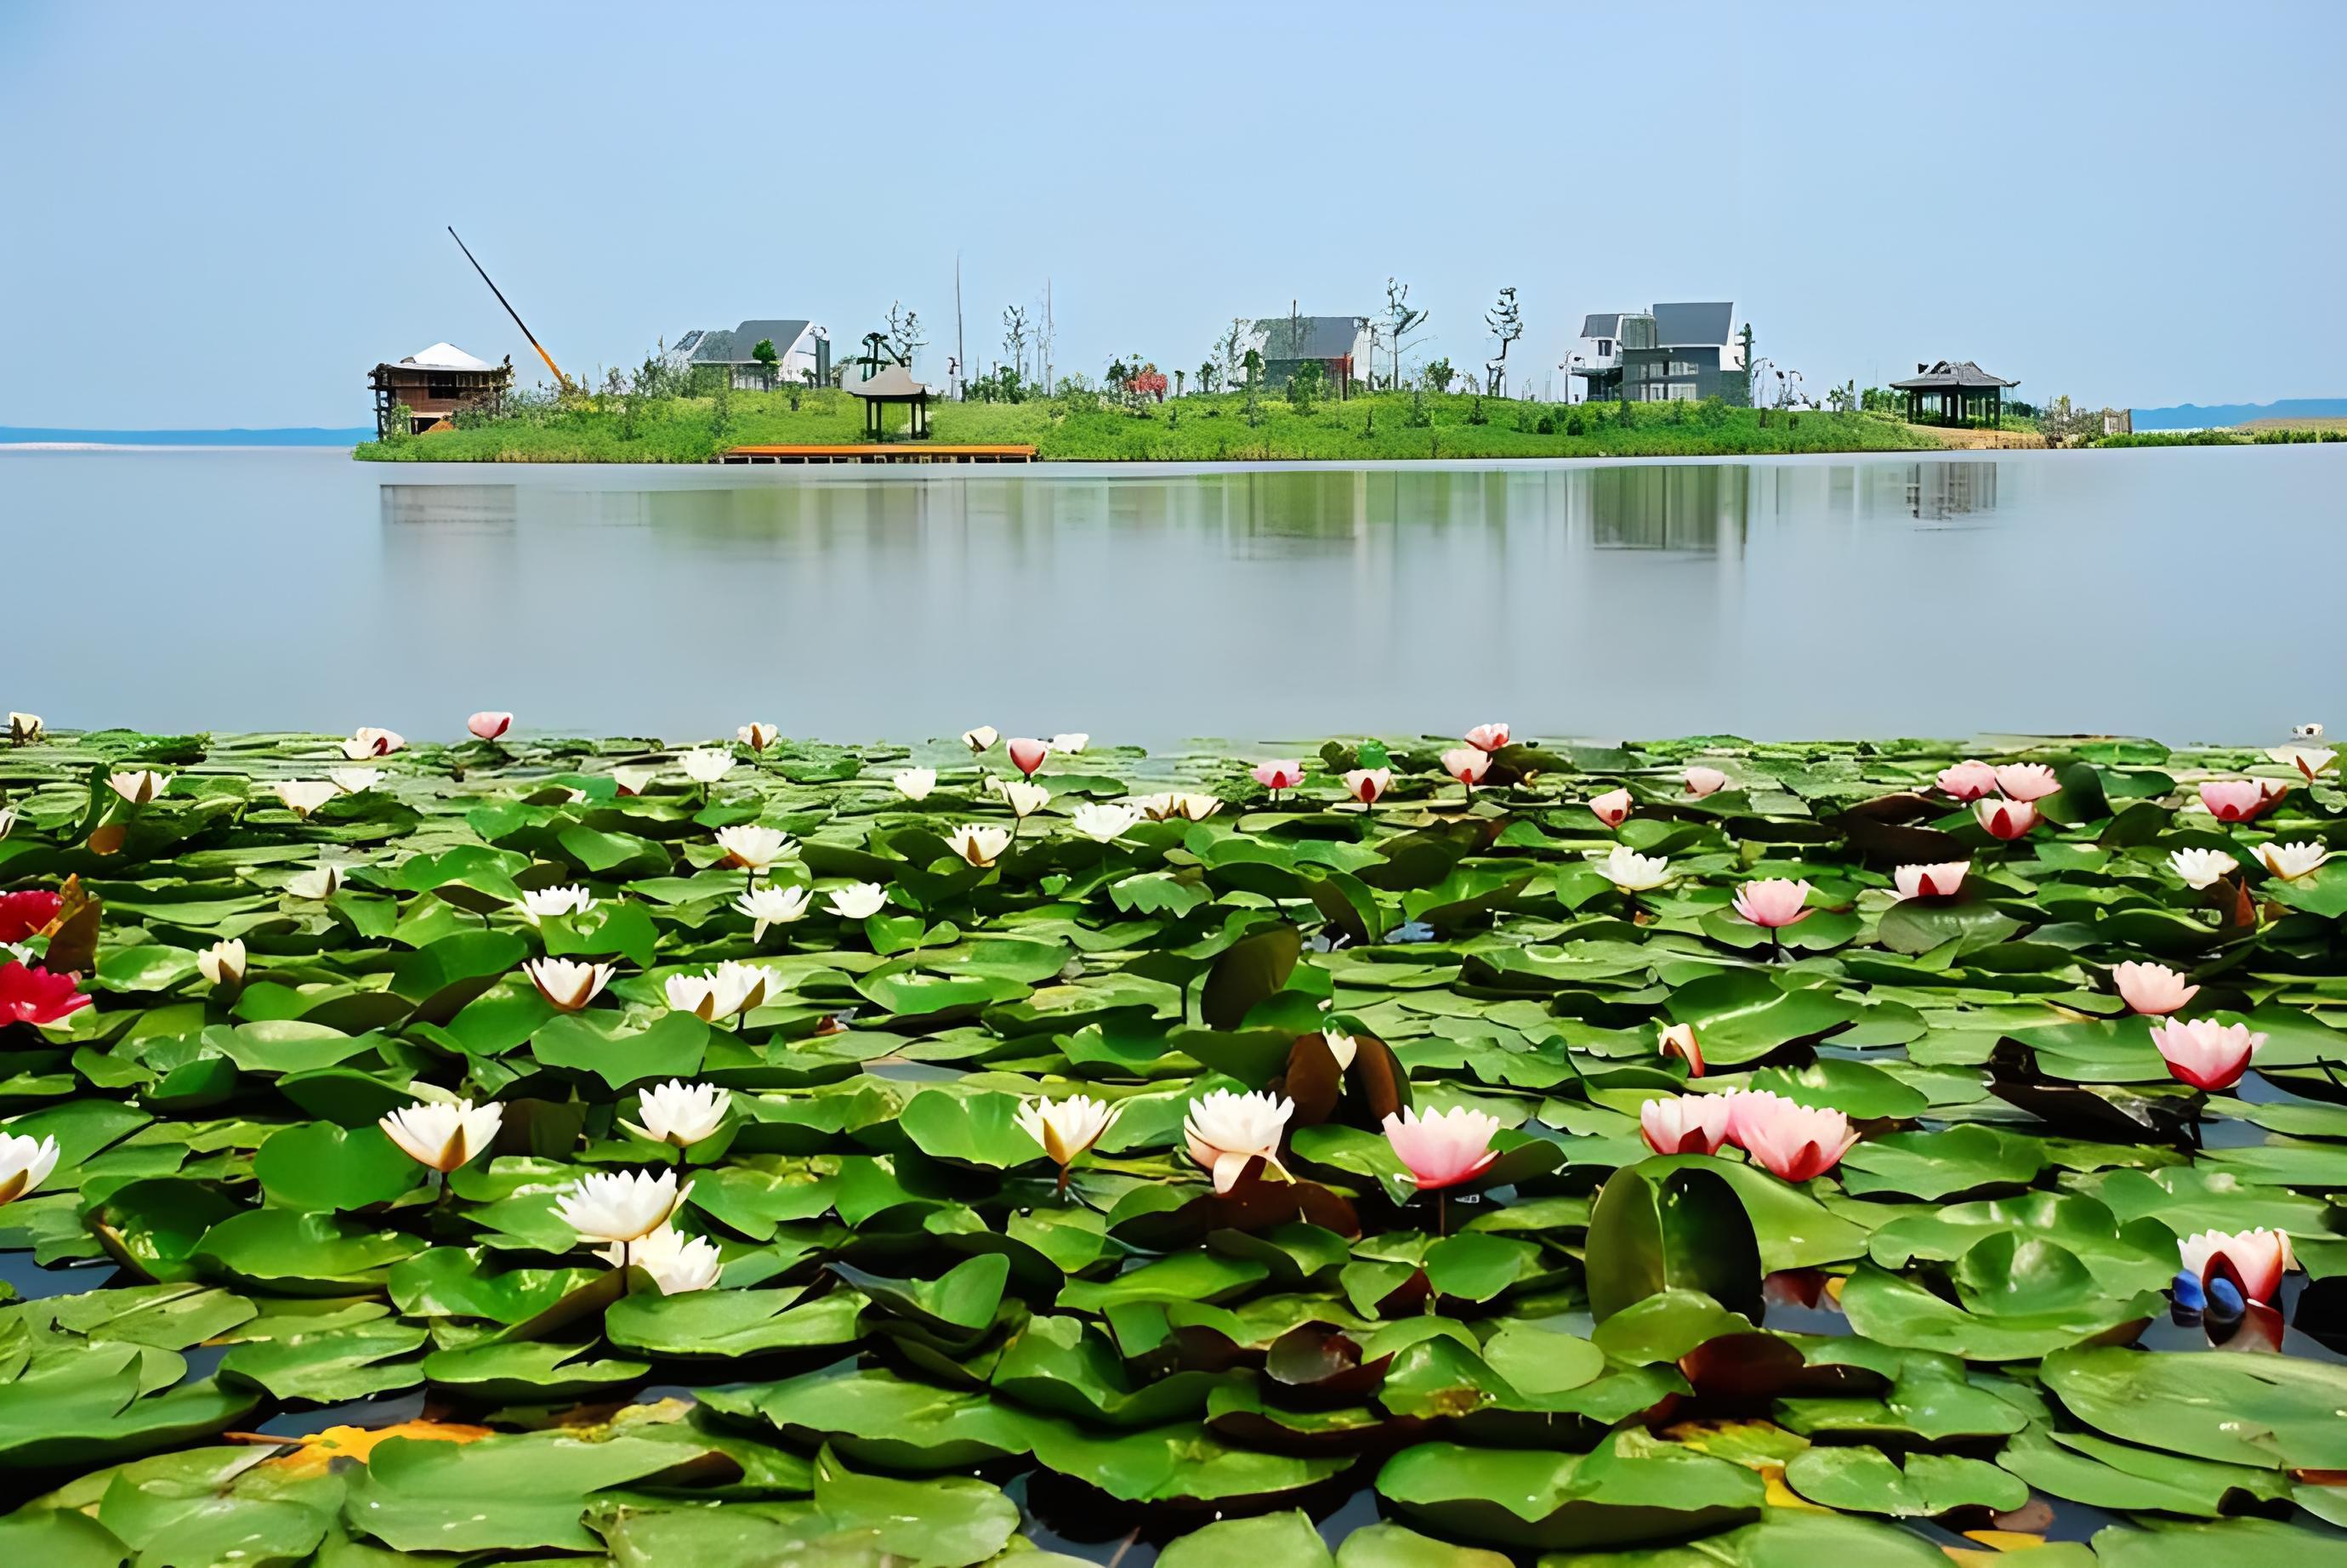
[1902, 462, 1998, 520]
[1889, 361, 2016, 425]
[1585, 463, 1747, 553]
[367, 344, 513, 438]
[1571, 304, 1747, 405]
[667, 320, 833, 389]
[1241, 310, 1372, 396]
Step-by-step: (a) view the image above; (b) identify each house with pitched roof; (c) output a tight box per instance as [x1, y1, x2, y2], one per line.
[1889, 360, 2019, 425]
[666, 319, 833, 389]
[1240, 310, 1373, 397]
[367, 343, 513, 437]
[1569, 303, 1747, 405]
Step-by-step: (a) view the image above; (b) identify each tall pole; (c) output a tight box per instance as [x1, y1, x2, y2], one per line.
[954, 253, 967, 401]
[448, 227, 566, 391]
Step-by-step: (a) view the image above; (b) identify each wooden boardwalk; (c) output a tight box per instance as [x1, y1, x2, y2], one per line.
[713, 444, 1037, 465]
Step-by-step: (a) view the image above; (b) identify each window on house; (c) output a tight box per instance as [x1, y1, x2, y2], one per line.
[425, 374, 459, 401]
[1597, 339, 1611, 356]
[1668, 361, 1698, 378]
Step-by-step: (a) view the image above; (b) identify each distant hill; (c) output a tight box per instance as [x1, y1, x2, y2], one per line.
[0, 426, 372, 447]
[2130, 398, 2347, 430]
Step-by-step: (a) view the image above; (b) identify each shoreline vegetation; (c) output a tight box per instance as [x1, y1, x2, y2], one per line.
[3, 720, 2346, 1562]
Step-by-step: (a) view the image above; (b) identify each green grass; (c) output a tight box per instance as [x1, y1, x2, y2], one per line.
[354, 389, 1945, 464]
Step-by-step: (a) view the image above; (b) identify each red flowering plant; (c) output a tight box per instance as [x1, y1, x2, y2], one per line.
[0, 889, 63, 945]
[0, 961, 89, 1027]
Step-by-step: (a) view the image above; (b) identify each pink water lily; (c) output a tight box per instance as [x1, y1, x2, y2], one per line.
[1993, 763, 2061, 802]
[1251, 760, 1305, 793]
[1937, 760, 1999, 801]
[1892, 861, 1968, 900]
[1732, 878, 1812, 929]
[1441, 747, 1491, 793]
[1463, 722, 1511, 753]
[468, 711, 513, 741]
[1344, 768, 1392, 806]
[2112, 960, 2198, 1017]
[1658, 1022, 1704, 1077]
[2150, 1017, 2263, 1091]
[1683, 766, 1729, 798]
[1007, 737, 1049, 778]
[1380, 1105, 1502, 1191]
[1587, 788, 1634, 828]
[1733, 1097, 1858, 1182]
[1639, 1094, 1732, 1156]
[2199, 780, 2269, 823]
[1976, 798, 2038, 840]
[2178, 1227, 2294, 1307]
[1719, 1088, 1793, 1150]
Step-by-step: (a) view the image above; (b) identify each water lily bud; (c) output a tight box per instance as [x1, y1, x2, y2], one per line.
[1588, 788, 1634, 827]
[525, 957, 615, 1012]
[1048, 733, 1089, 754]
[893, 768, 937, 801]
[0, 1132, 62, 1204]
[1343, 769, 1391, 806]
[106, 770, 172, 805]
[1007, 738, 1050, 777]
[1016, 1094, 1120, 1170]
[736, 722, 779, 752]
[1463, 722, 1511, 753]
[961, 725, 999, 753]
[196, 938, 247, 991]
[469, 711, 514, 741]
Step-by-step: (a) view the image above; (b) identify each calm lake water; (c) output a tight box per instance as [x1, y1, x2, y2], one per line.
[6, 446, 2340, 747]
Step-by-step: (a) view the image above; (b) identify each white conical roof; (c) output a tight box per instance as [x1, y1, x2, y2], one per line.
[399, 342, 497, 372]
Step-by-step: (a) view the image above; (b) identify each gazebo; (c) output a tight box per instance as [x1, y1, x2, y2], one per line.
[1890, 360, 2017, 425]
[841, 332, 931, 440]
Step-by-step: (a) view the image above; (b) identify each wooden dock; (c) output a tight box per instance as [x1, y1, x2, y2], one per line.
[713, 444, 1037, 465]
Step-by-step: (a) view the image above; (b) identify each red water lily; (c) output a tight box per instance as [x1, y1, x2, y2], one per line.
[0, 891, 62, 945]
[0, 962, 90, 1026]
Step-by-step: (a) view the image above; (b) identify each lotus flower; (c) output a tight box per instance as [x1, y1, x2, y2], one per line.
[1975, 798, 2038, 840]
[469, 711, 514, 741]
[1133, 793, 1221, 823]
[1640, 1095, 1733, 1156]
[1322, 1030, 1360, 1071]
[1719, 1088, 1794, 1149]
[894, 768, 937, 801]
[1441, 747, 1491, 793]
[287, 862, 344, 900]
[2150, 1017, 2263, 1090]
[736, 883, 813, 940]
[1597, 845, 1672, 893]
[0, 962, 90, 1026]
[1049, 732, 1090, 753]
[662, 961, 770, 1022]
[2178, 1227, 2294, 1307]
[525, 956, 615, 1013]
[1588, 788, 1634, 828]
[1008, 737, 1049, 777]
[1736, 1099, 1859, 1182]
[1381, 1105, 1503, 1191]
[827, 883, 889, 920]
[0, 1132, 60, 1204]
[345, 726, 406, 758]
[1344, 768, 1392, 806]
[2255, 841, 2331, 881]
[1003, 781, 1050, 819]
[520, 884, 596, 922]
[1891, 861, 1968, 900]
[378, 1098, 503, 1173]
[1732, 878, 1813, 929]
[1658, 1022, 1704, 1077]
[1071, 802, 1142, 843]
[2112, 960, 2198, 1017]
[1937, 760, 1999, 801]
[1684, 766, 1730, 798]
[0, 891, 61, 945]
[107, 770, 171, 805]
[1016, 1094, 1121, 1175]
[328, 767, 384, 794]
[962, 726, 999, 753]
[598, 1222, 720, 1293]
[622, 1079, 731, 1147]
[2200, 780, 2268, 823]
[2269, 744, 2337, 781]
[611, 766, 655, 797]
[950, 824, 1013, 867]
[1183, 1088, 1295, 1192]
[196, 937, 246, 991]
[1463, 722, 1511, 753]
[679, 749, 735, 787]
[554, 1168, 691, 1246]
[2170, 847, 2239, 889]
[1993, 763, 2061, 802]
[7, 712, 42, 744]
[1251, 760, 1305, 793]
[736, 721, 778, 752]
[715, 825, 794, 873]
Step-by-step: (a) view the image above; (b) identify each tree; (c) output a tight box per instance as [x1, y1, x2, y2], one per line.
[1484, 286, 1522, 399]
[1424, 357, 1456, 393]
[750, 338, 779, 391]
[1001, 306, 1031, 398]
[1174, 368, 1185, 397]
[1384, 277, 1430, 388]
[885, 303, 925, 369]
[1215, 319, 1249, 389]
[1197, 361, 1218, 394]
[1242, 346, 1263, 386]
[1738, 323, 1756, 406]
[1287, 359, 1324, 414]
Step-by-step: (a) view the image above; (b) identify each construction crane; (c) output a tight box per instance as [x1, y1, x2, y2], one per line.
[447, 227, 571, 394]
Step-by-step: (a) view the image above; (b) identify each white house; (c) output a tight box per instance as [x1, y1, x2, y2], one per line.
[666, 320, 832, 389]
[1567, 303, 1746, 404]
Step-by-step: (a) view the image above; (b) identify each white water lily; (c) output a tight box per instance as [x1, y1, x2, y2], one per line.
[196, 938, 247, 991]
[1003, 781, 1051, 819]
[7, 713, 42, 744]
[736, 721, 780, 752]
[1048, 733, 1090, 754]
[663, 961, 770, 1021]
[679, 748, 736, 786]
[736, 882, 813, 940]
[1595, 845, 1672, 893]
[355, 726, 406, 756]
[622, 1079, 733, 1146]
[327, 768, 384, 794]
[2169, 847, 2240, 889]
[597, 1223, 720, 1293]
[554, 1168, 692, 1245]
[1131, 792, 1221, 823]
[524, 956, 615, 1012]
[271, 780, 338, 818]
[106, 770, 172, 805]
[0, 1133, 62, 1204]
[1322, 1029, 1360, 1071]
[893, 768, 938, 802]
[287, 862, 344, 900]
[715, 824, 795, 872]
[1070, 802, 1142, 844]
[519, 884, 597, 922]
[2268, 743, 2338, 780]
[0, 806, 15, 840]
[1016, 1094, 1121, 1172]
[1183, 1089, 1296, 1193]
[827, 882, 889, 920]
[962, 725, 999, 753]
[950, 824, 1014, 867]
[378, 1099, 503, 1173]
[2256, 840, 2332, 881]
[611, 766, 656, 797]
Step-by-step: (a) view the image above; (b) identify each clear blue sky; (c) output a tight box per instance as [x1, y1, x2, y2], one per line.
[3, 1, 2339, 427]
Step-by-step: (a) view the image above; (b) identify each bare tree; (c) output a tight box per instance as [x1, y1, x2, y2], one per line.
[1485, 286, 1522, 399]
[885, 302, 926, 370]
[1384, 277, 1430, 388]
[1215, 317, 1249, 389]
[1002, 305, 1031, 388]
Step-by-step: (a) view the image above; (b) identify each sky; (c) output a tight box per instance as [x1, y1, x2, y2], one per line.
[3, 1, 2341, 428]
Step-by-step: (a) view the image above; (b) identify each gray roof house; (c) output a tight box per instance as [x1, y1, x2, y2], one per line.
[1241, 312, 1374, 395]
[1571, 301, 1747, 406]
[668, 319, 832, 388]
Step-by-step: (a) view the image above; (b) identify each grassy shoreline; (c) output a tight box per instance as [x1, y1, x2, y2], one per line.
[354, 389, 1944, 464]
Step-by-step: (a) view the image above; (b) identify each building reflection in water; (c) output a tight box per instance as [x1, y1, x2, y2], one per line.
[1899, 461, 1998, 520]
